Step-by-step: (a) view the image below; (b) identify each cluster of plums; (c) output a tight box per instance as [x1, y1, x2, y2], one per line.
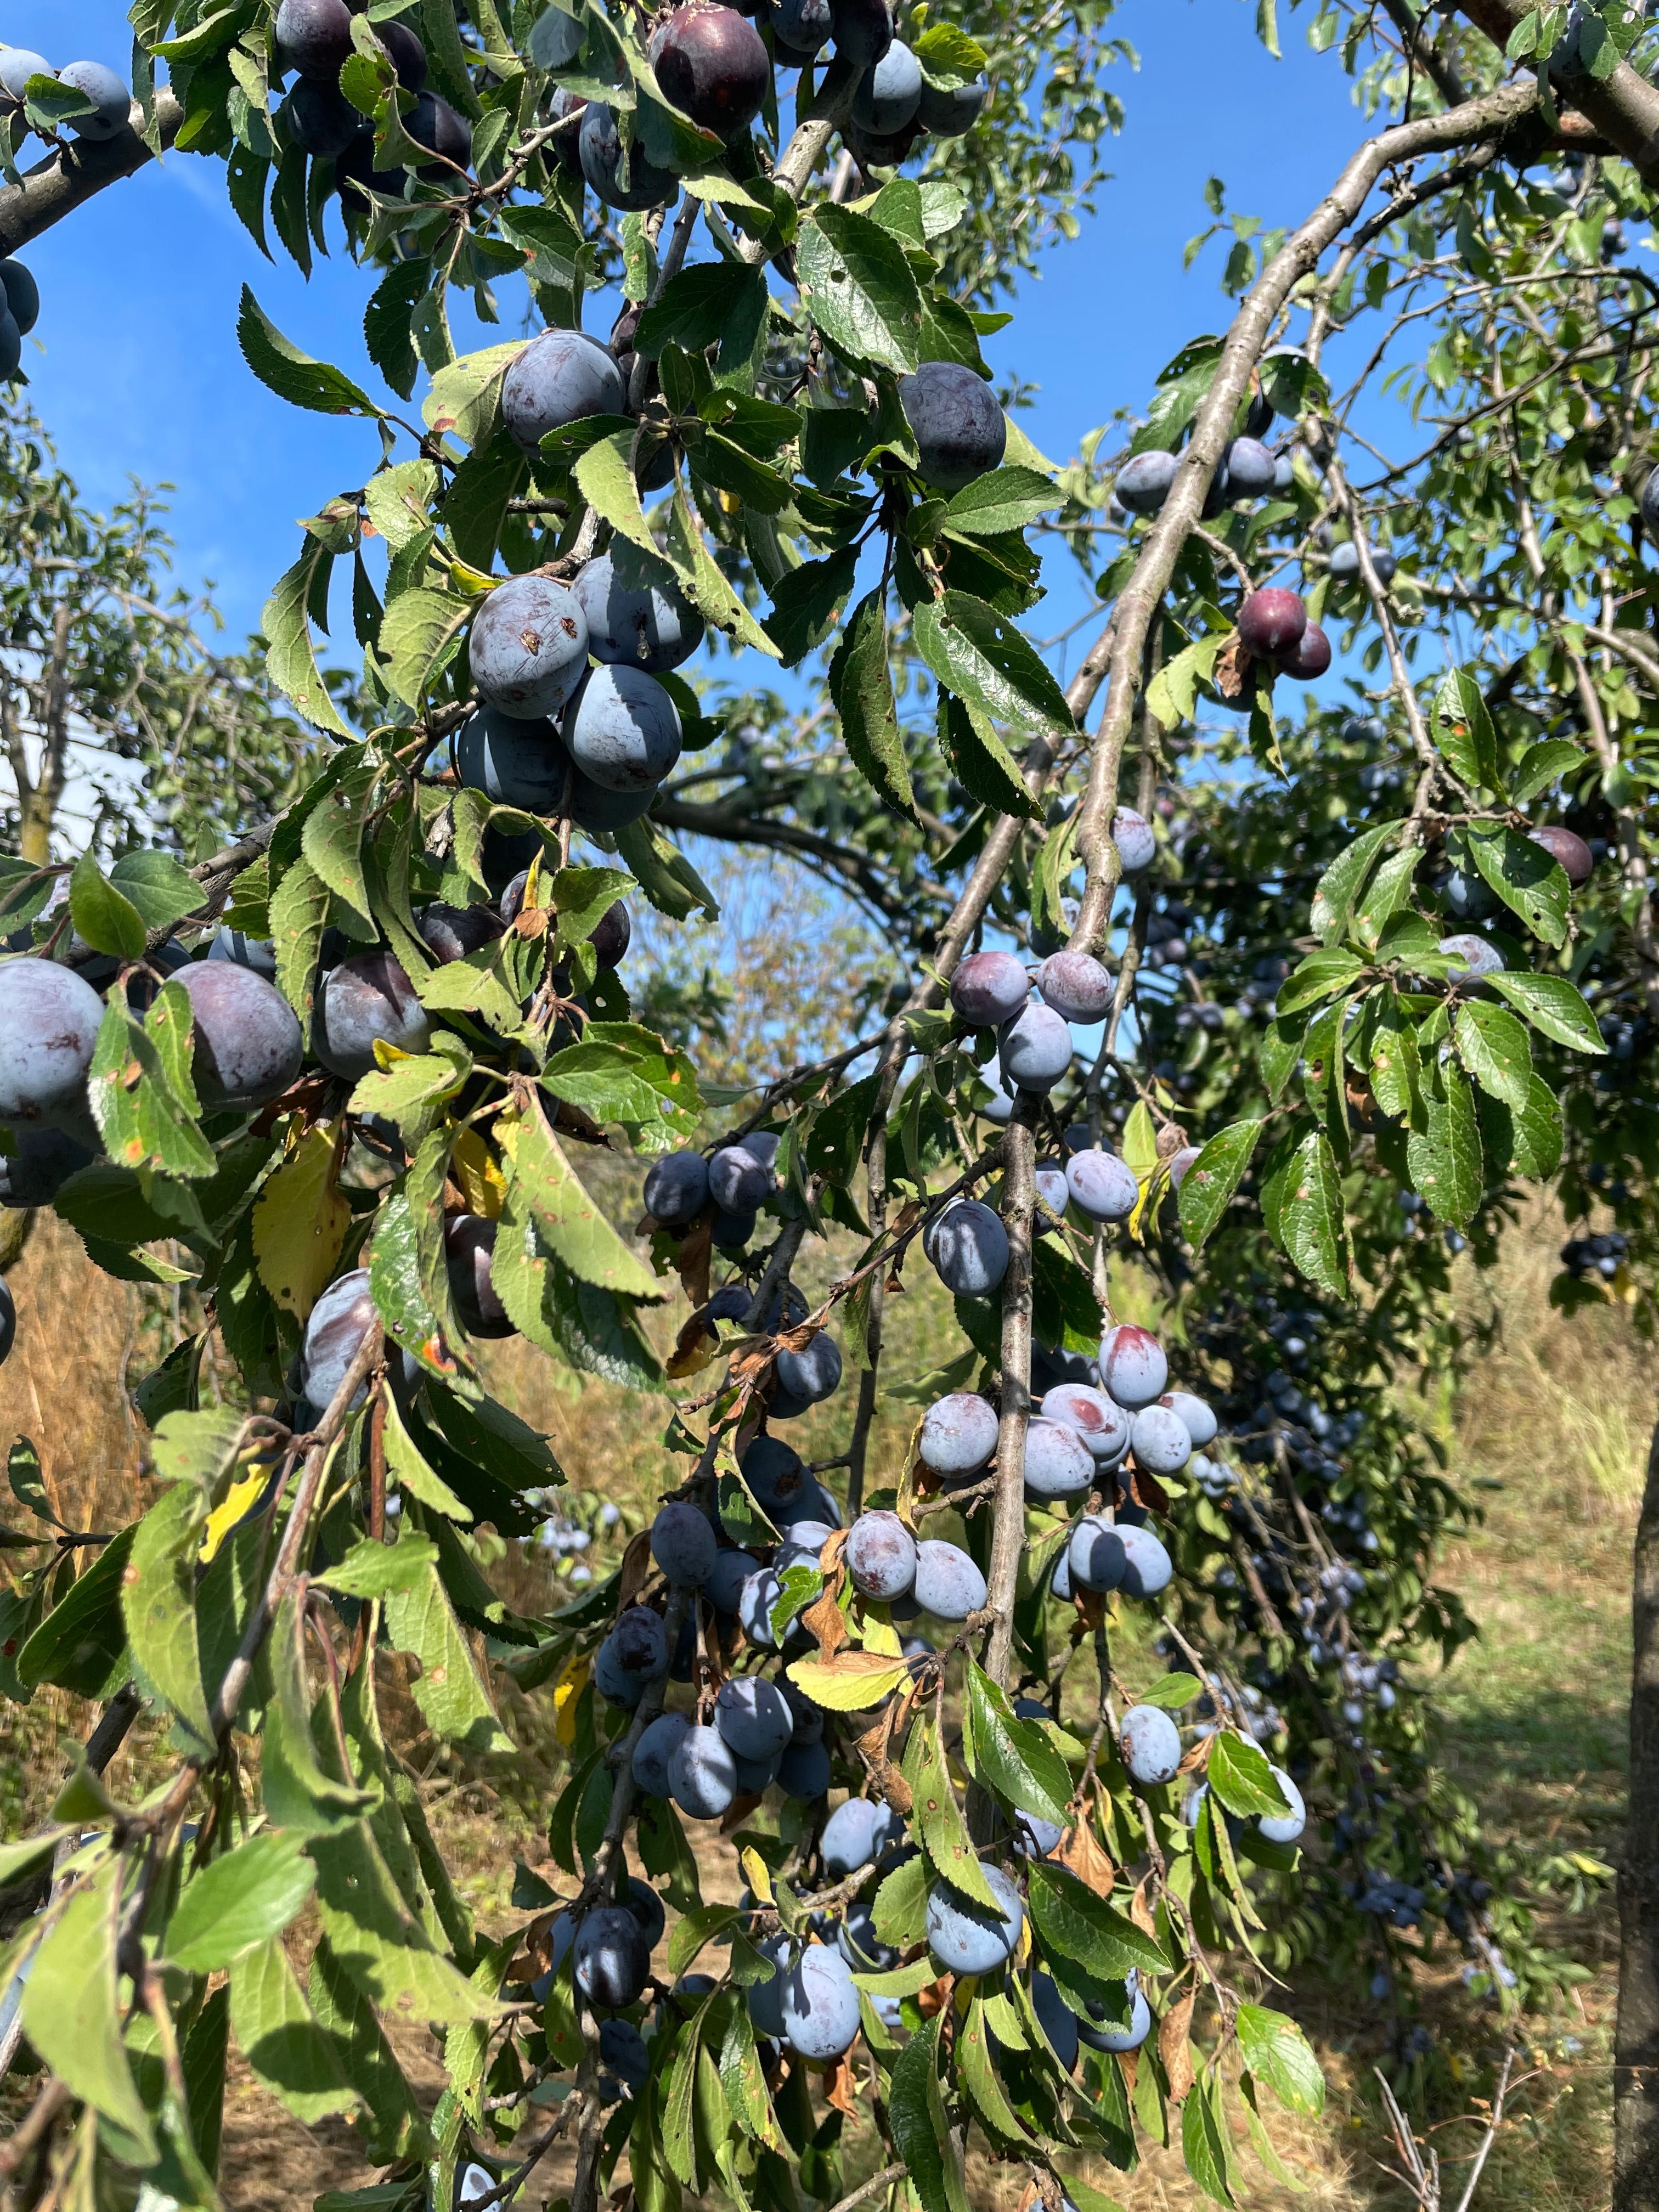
[0, 44, 133, 142]
[269, 0, 471, 194]
[644, 1131, 792, 1264]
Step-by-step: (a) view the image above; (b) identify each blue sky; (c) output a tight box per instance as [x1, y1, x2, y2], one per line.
[7, 0, 1365, 649]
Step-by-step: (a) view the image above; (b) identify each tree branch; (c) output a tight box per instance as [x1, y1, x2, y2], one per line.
[0, 93, 184, 256]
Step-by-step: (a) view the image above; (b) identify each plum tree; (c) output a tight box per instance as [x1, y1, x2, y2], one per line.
[844, 1509, 917, 1598]
[174, 962, 303, 1111]
[1119, 1705, 1182, 1787]
[501, 329, 626, 454]
[312, 952, 431, 1080]
[468, 577, 590, 719]
[897, 362, 1007, 493]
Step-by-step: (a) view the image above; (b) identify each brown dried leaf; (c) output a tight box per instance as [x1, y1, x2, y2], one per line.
[823, 2054, 861, 2116]
[1074, 1584, 1105, 1631]
[1213, 632, 1252, 701]
[1119, 2047, 1139, 2098]
[618, 1529, 655, 1610]
[1176, 1736, 1211, 1776]
[1128, 1878, 1158, 1942]
[1057, 1819, 1115, 1897]
[1158, 1990, 1196, 2104]
[1155, 1121, 1189, 1160]
[914, 1976, 952, 2019]
[1126, 1459, 1172, 1517]
[802, 1574, 850, 1661]
[666, 1308, 719, 1381]
[675, 1215, 713, 1309]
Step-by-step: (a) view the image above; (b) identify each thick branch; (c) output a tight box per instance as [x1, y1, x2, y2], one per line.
[0, 93, 184, 256]
[1453, 1, 1659, 187]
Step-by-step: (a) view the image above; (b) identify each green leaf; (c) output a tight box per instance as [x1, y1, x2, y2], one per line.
[665, 487, 783, 659]
[1485, 969, 1605, 1054]
[1206, 1730, 1293, 1820]
[502, 1095, 664, 1298]
[88, 996, 217, 1180]
[963, 1660, 1073, 1826]
[228, 1937, 358, 2123]
[1235, 2005, 1323, 2115]
[424, 341, 524, 449]
[937, 690, 1042, 821]
[265, 540, 352, 736]
[828, 590, 918, 821]
[17, 1527, 133, 1694]
[1480, 1069, 1564, 1179]
[491, 1194, 663, 1390]
[1026, 1862, 1170, 1977]
[637, 262, 768, 359]
[1181, 2072, 1237, 2205]
[944, 466, 1060, 537]
[316, 1534, 441, 1598]
[1406, 1058, 1483, 1228]
[1275, 947, 1364, 1017]
[1453, 1001, 1533, 1108]
[763, 548, 858, 666]
[22, 1854, 157, 2159]
[1177, 1119, 1262, 1250]
[873, 1848, 930, 1946]
[1464, 822, 1569, 949]
[1430, 666, 1500, 792]
[69, 854, 146, 961]
[795, 205, 923, 373]
[363, 257, 426, 402]
[719, 1994, 785, 2151]
[1275, 1131, 1349, 1299]
[913, 590, 1074, 741]
[383, 1560, 514, 1753]
[573, 430, 663, 561]
[960, 1990, 1035, 2146]
[1309, 820, 1399, 940]
[912, 20, 989, 82]
[380, 586, 471, 713]
[904, 1710, 998, 1909]
[110, 849, 206, 933]
[889, 2021, 968, 2212]
[1511, 737, 1587, 802]
[168, 1832, 319, 1971]
[238, 286, 380, 417]
[1138, 1672, 1203, 1710]
[614, 816, 722, 923]
[123, 1480, 215, 1750]
[308, 1815, 496, 2025]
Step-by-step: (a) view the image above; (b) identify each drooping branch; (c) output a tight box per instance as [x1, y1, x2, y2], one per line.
[1452, 0, 1659, 188]
[0, 93, 184, 256]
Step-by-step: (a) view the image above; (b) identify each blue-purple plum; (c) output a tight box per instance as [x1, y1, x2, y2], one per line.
[1130, 1404, 1191, 1476]
[916, 73, 985, 133]
[1041, 1384, 1130, 1466]
[830, 0, 893, 64]
[747, 1930, 792, 2035]
[1111, 808, 1155, 874]
[564, 665, 681, 792]
[0, 959, 103, 1130]
[1014, 1813, 1064, 1859]
[444, 1215, 514, 1338]
[1050, 1548, 1074, 1602]
[708, 1142, 771, 1211]
[775, 1520, 837, 1572]
[742, 1433, 805, 1507]
[574, 553, 703, 674]
[976, 1058, 1015, 1124]
[1163, 1390, 1216, 1448]
[1031, 1972, 1079, 2069]
[175, 961, 302, 1111]
[420, 900, 505, 964]
[574, 1906, 651, 2008]
[1120, 1705, 1181, 1786]
[651, 1500, 718, 1587]
[998, 1002, 1072, 1092]
[715, 1675, 794, 1760]
[853, 39, 920, 131]
[821, 1796, 884, 1876]
[783, 1680, 824, 1743]
[1034, 1161, 1068, 1231]
[313, 953, 431, 1081]
[1438, 933, 1504, 981]
[1076, 1979, 1150, 2052]
[0, 1126, 92, 1209]
[712, 1206, 756, 1248]
[1116, 450, 1178, 515]
[299, 1268, 375, 1410]
[1037, 951, 1111, 1023]
[0, 52, 48, 101]
[1098, 1324, 1167, 1409]
[669, 1721, 738, 1818]
[925, 1865, 1023, 1976]
[631, 1711, 691, 1796]
[469, 578, 589, 720]
[780, 1739, 831, 1797]
[733, 1750, 780, 1793]
[0, 264, 36, 343]
[1219, 436, 1276, 496]
[624, 1875, 666, 1949]
[406, 91, 472, 172]
[1258, 1766, 1306, 1844]
[1022, 1419, 1094, 1500]
[599, 2017, 650, 2090]
[919, 1392, 998, 1477]
[455, 707, 571, 812]
[596, 1606, 669, 1705]
[926, 1199, 1009, 1296]
[280, 78, 365, 155]
[899, 362, 1005, 493]
[838, 1898, 895, 1971]
[644, 1149, 709, 1226]
[845, 1509, 917, 1600]
[580, 103, 678, 208]
[738, 1569, 783, 1646]
[776, 1330, 842, 1407]
[59, 60, 131, 137]
[274, 0, 353, 78]
[707, 1547, 758, 1614]
[913, 1539, 986, 1621]
[1067, 1515, 1127, 1594]
[950, 949, 1028, 1026]
[503, 329, 625, 454]
[650, 2, 770, 134]
[1065, 1148, 1137, 1223]
[375, 19, 427, 88]
[1118, 1524, 1172, 1599]
[774, 0, 832, 57]
[781, 1945, 861, 2059]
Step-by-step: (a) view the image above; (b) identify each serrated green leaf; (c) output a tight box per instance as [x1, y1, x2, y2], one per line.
[1485, 969, 1604, 1054]
[1406, 1057, 1483, 1227]
[963, 1660, 1073, 1826]
[904, 1709, 998, 1909]
[890, 2021, 968, 2212]
[1453, 1001, 1533, 1107]
[796, 206, 922, 373]
[265, 540, 351, 736]
[1026, 1861, 1170, 1977]
[1206, 1731, 1292, 1819]
[1464, 822, 1570, 949]
[913, 591, 1074, 742]
[1431, 666, 1500, 792]
[500, 1096, 663, 1298]
[238, 285, 380, 417]
[22, 1854, 156, 2159]
[168, 1832, 318, 1971]
[1235, 2005, 1323, 2115]
[69, 853, 146, 961]
[828, 589, 918, 822]
[123, 1480, 214, 1750]
[1177, 1119, 1262, 1250]
[228, 1937, 358, 2123]
[1274, 1130, 1348, 1297]
[1512, 737, 1587, 802]
[944, 466, 1060, 537]
[382, 1560, 513, 1753]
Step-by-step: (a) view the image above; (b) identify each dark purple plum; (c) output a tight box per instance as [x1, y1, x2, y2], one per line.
[1120, 1704, 1181, 1786]
[563, 666, 682, 792]
[830, 0, 893, 65]
[852, 39, 920, 132]
[1064, 1147, 1137, 1223]
[706, 1546, 758, 1613]
[1116, 450, 1177, 515]
[0, 1277, 15, 1365]
[821, 1796, 885, 1875]
[1118, 1523, 1173, 1599]
[455, 707, 571, 814]
[1530, 823, 1595, 886]
[779, 1739, 831, 1797]
[737, 1568, 783, 1647]
[445, 1215, 514, 1338]
[503, 329, 625, 455]
[1022, 1419, 1094, 1500]
[715, 1675, 793, 1760]
[741, 1432, 805, 1506]
[377, 19, 427, 88]
[175, 961, 303, 1112]
[274, 0, 354, 81]
[280, 80, 366, 156]
[1237, 587, 1307, 659]
[650, 3, 771, 135]
[300, 1268, 376, 1410]
[579, 104, 678, 210]
[313, 953, 431, 1082]
[780, 1946, 861, 2059]
[0, 958, 103, 1131]
[574, 1906, 650, 2007]
[775, 1330, 842, 1407]
[1219, 436, 1276, 496]
[924, 1864, 1023, 1975]
[599, 2016, 650, 2089]
[913, 1538, 986, 1621]
[420, 900, 505, 964]
[1037, 950, 1111, 1023]
[916, 72, 985, 134]
[1098, 1323, 1167, 1409]
[469, 578, 589, 720]
[590, 900, 631, 967]
[1112, 807, 1155, 873]
[595, 1605, 669, 1704]
[773, 0, 832, 57]
[898, 361, 1006, 493]
[925, 1199, 1008, 1296]
[644, 1149, 710, 1225]
[998, 1002, 1072, 1092]
[632, 1710, 691, 1796]
[708, 1143, 771, 1212]
[407, 91, 472, 172]
[651, 1499, 718, 1587]
[0, 1126, 92, 1209]
[1281, 621, 1330, 679]
[1067, 1515, 1127, 1594]
[845, 1509, 917, 1600]
[668, 1720, 738, 1818]
[573, 554, 704, 674]
[950, 948, 1028, 1026]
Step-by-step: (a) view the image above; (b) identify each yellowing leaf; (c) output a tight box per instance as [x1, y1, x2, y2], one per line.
[787, 1651, 911, 1711]
[740, 1848, 774, 1905]
[450, 1125, 506, 1220]
[199, 1466, 270, 1565]
[552, 1653, 589, 1747]
[253, 1120, 349, 1319]
[861, 1613, 904, 1657]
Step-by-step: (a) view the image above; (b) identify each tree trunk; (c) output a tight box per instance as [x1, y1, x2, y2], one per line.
[1615, 1404, 1659, 2209]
